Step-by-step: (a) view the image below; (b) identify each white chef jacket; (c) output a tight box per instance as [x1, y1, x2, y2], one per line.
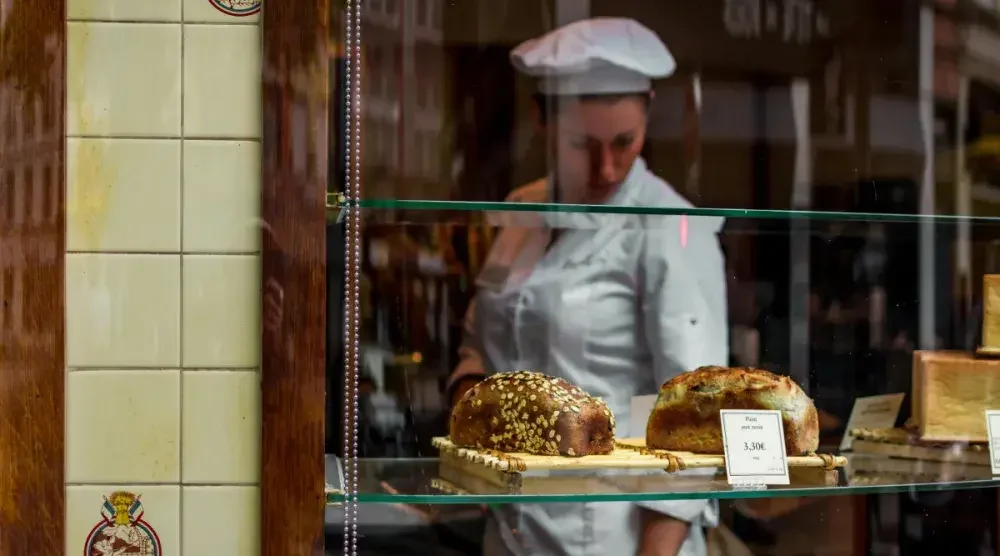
[448, 157, 729, 556]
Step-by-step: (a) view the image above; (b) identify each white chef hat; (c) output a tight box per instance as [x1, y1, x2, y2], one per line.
[510, 17, 676, 96]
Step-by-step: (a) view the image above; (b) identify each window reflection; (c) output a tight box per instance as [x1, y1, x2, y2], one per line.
[328, 1, 1000, 553]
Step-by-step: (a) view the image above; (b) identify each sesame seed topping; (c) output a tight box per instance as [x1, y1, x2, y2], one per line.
[452, 370, 616, 456]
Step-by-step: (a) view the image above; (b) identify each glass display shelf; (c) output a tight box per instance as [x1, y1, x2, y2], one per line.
[327, 195, 1000, 225]
[324, 455, 1000, 506]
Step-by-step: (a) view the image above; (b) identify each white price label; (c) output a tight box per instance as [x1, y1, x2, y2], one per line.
[720, 410, 790, 485]
[840, 393, 905, 452]
[985, 411, 1000, 475]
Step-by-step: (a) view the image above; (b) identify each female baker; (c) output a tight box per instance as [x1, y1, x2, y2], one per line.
[446, 17, 729, 556]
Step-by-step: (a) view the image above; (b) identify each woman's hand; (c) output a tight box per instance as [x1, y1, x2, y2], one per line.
[638, 510, 690, 556]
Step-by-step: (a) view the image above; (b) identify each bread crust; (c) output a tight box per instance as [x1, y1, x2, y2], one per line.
[449, 371, 616, 456]
[645, 366, 819, 455]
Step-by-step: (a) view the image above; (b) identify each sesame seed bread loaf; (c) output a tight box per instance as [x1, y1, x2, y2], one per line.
[646, 366, 819, 456]
[449, 370, 616, 457]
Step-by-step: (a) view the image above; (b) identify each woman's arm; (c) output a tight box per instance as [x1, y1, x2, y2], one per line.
[639, 215, 729, 381]
[639, 509, 690, 556]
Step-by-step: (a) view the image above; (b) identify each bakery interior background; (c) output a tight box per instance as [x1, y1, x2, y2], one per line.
[316, 0, 1000, 553]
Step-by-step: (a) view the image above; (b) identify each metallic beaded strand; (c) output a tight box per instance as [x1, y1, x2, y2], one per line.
[342, 1, 357, 555]
[349, 0, 363, 553]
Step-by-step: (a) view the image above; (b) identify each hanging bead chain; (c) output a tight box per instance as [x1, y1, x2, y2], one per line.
[342, 1, 360, 554]
[349, 0, 363, 552]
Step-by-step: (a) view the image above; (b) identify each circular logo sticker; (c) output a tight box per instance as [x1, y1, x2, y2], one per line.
[209, 0, 262, 16]
[84, 491, 162, 556]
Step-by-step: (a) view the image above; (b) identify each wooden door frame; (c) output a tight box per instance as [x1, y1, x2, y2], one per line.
[0, 1, 67, 554]
[261, 1, 332, 555]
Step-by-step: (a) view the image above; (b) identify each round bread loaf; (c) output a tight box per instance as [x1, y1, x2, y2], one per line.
[450, 370, 616, 456]
[645, 366, 819, 455]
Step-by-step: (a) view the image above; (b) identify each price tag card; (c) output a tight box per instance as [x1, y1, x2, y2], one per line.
[719, 409, 790, 486]
[985, 411, 1000, 475]
[839, 393, 905, 452]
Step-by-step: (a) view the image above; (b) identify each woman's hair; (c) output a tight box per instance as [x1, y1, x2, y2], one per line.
[531, 91, 653, 126]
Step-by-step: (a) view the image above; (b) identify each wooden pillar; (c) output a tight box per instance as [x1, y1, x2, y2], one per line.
[0, 1, 66, 554]
[261, 0, 331, 554]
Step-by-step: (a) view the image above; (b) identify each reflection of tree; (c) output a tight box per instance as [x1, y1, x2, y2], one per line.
[0, 0, 57, 97]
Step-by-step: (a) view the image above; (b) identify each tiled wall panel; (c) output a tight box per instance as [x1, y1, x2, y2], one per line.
[65, 1, 262, 554]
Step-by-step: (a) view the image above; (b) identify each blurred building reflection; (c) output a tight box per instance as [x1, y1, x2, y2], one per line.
[0, 2, 62, 351]
[362, 0, 447, 199]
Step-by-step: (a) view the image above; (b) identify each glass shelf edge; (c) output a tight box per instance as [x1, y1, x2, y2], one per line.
[325, 197, 1000, 223]
[323, 478, 1000, 506]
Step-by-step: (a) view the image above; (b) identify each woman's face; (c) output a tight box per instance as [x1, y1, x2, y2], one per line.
[545, 94, 649, 204]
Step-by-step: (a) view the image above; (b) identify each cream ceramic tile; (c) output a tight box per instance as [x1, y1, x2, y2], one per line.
[67, 22, 181, 137]
[67, 138, 181, 252]
[184, 0, 262, 23]
[183, 140, 261, 253]
[67, 485, 180, 556]
[66, 254, 181, 367]
[184, 25, 262, 138]
[182, 370, 261, 483]
[66, 371, 181, 483]
[182, 486, 260, 556]
[69, 0, 182, 21]
[182, 255, 260, 367]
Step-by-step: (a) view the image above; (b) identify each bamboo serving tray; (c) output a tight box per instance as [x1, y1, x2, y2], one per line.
[848, 427, 989, 466]
[613, 438, 845, 470]
[433, 436, 672, 473]
[434, 437, 844, 472]
[433, 436, 845, 492]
